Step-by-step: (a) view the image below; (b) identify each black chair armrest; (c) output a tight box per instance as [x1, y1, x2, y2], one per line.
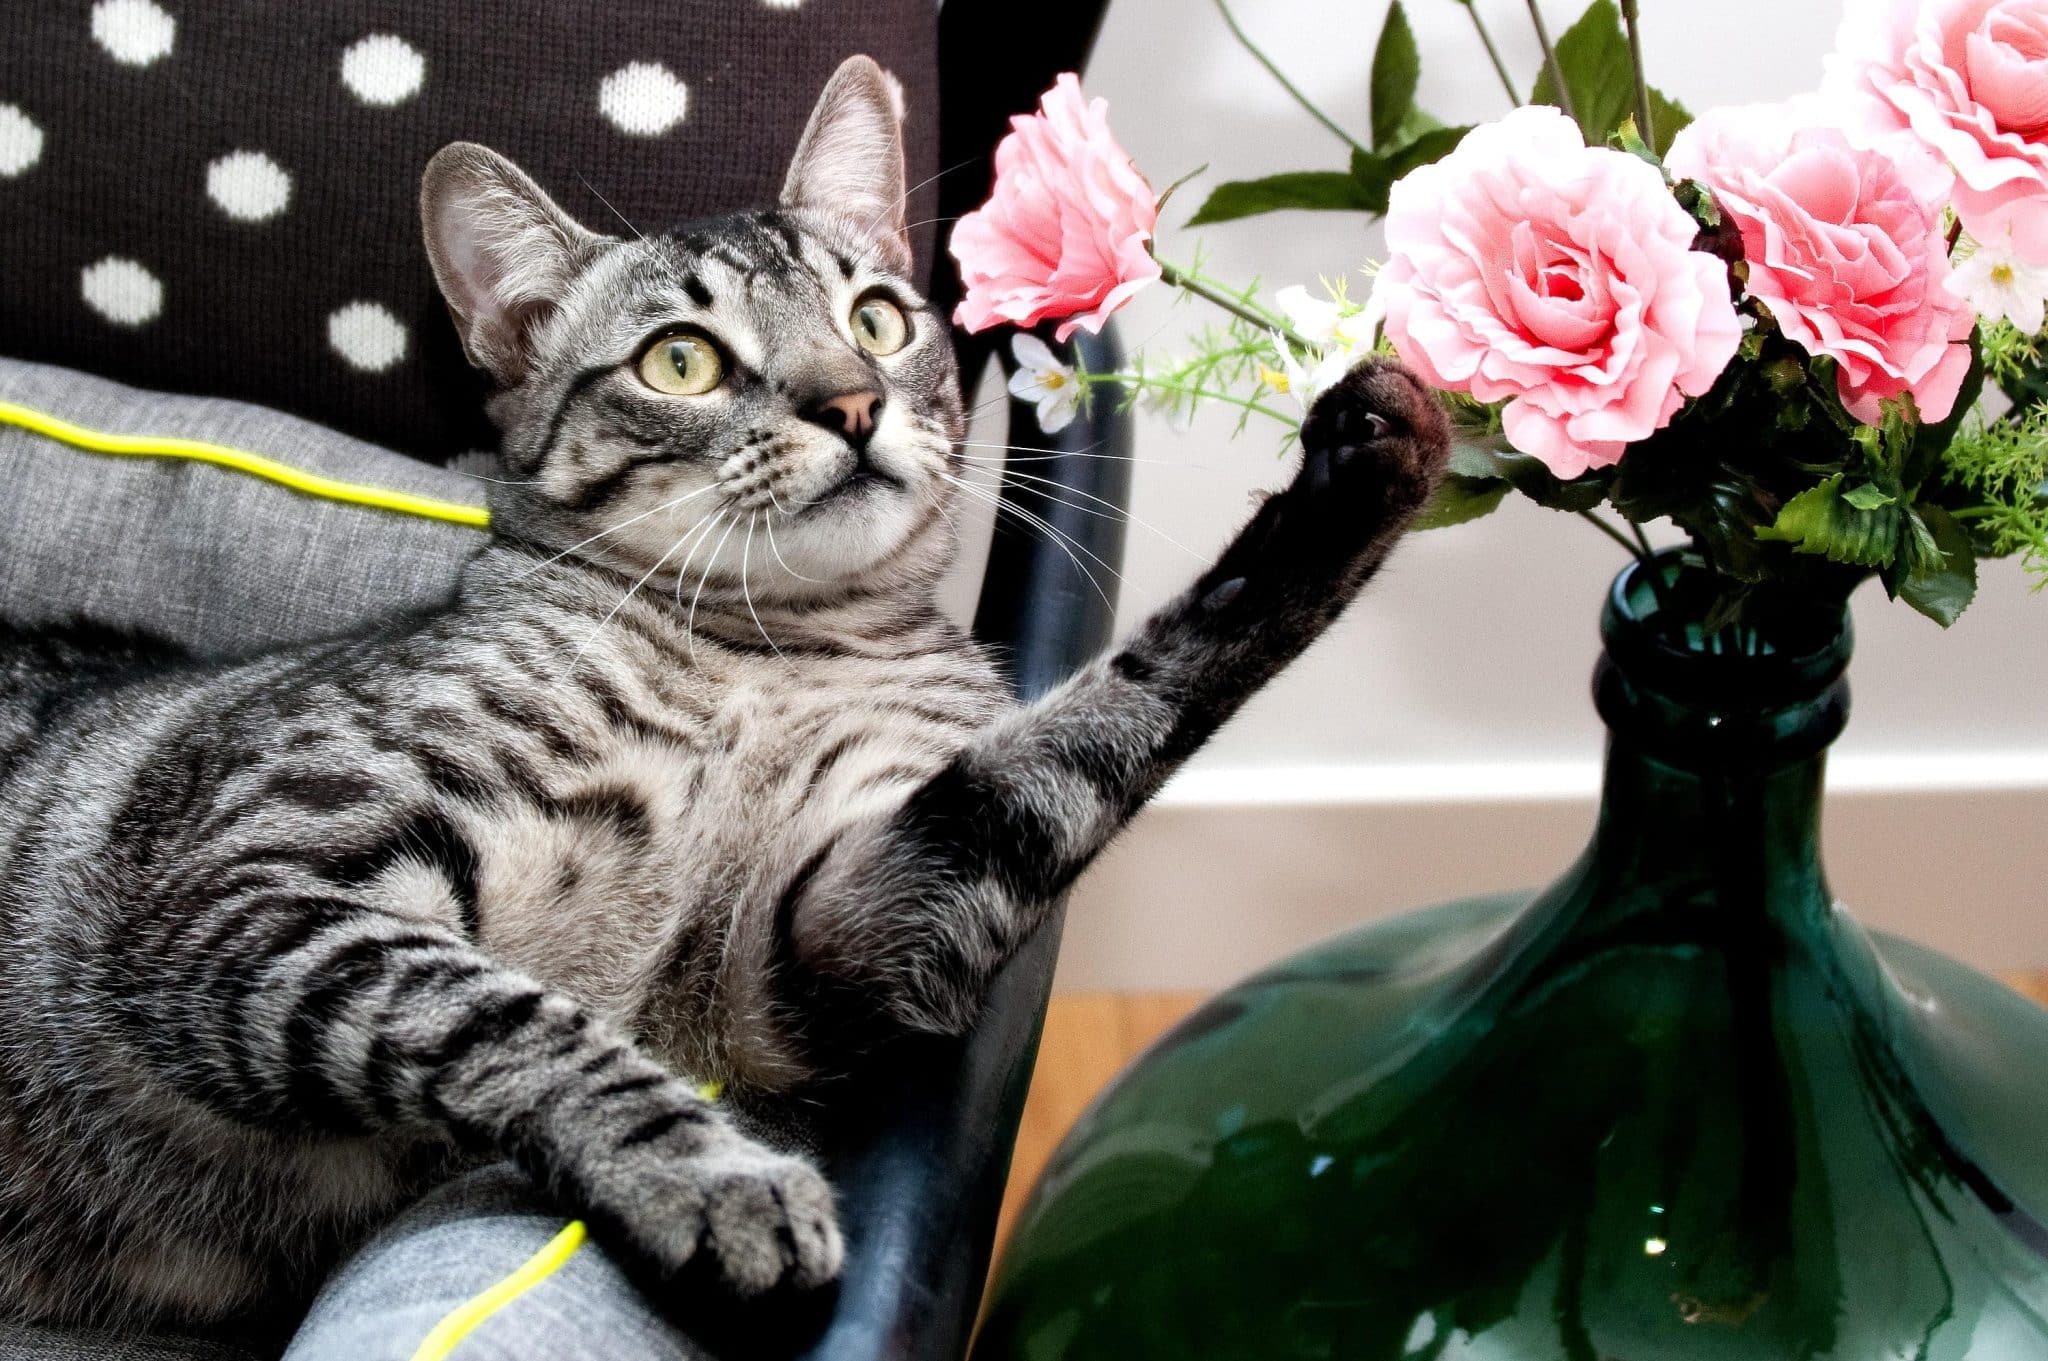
[796, 326, 1132, 1360]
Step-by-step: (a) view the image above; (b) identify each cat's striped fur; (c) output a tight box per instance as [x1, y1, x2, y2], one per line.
[0, 59, 1449, 1327]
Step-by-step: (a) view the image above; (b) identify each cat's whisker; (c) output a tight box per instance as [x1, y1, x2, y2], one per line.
[935, 471, 1119, 612]
[670, 507, 732, 613]
[955, 437, 1112, 458]
[686, 515, 744, 667]
[741, 515, 785, 660]
[980, 470, 1207, 564]
[571, 521, 702, 670]
[954, 450, 1196, 469]
[763, 512, 831, 584]
[512, 485, 722, 581]
[578, 173, 645, 240]
[857, 156, 980, 245]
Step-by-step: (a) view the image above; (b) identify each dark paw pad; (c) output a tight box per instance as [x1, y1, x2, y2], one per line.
[1294, 357, 1452, 518]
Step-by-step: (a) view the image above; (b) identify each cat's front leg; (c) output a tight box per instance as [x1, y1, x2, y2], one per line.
[782, 359, 1451, 1036]
[116, 899, 841, 1295]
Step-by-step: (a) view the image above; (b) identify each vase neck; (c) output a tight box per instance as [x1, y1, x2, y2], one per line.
[1578, 555, 1853, 908]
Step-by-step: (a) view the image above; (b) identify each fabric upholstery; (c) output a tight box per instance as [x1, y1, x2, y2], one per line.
[0, 356, 484, 656]
[284, 1166, 704, 1361]
[0, 1, 940, 462]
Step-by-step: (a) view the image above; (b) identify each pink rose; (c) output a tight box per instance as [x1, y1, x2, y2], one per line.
[1371, 106, 1741, 479]
[950, 74, 1161, 342]
[1826, 0, 2048, 259]
[1667, 104, 1973, 425]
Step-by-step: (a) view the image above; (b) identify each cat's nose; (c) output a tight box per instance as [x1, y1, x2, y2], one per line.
[804, 390, 883, 446]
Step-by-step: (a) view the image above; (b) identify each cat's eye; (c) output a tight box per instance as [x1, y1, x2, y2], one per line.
[637, 333, 724, 396]
[851, 297, 910, 356]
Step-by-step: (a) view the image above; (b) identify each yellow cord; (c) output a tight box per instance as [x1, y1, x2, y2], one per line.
[404, 1083, 719, 1358]
[0, 399, 492, 530]
[407, 1219, 588, 1361]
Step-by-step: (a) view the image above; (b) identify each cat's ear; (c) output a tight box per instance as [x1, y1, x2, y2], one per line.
[421, 143, 599, 385]
[781, 56, 910, 274]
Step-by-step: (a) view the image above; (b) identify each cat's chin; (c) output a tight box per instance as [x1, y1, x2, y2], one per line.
[763, 485, 943, 593]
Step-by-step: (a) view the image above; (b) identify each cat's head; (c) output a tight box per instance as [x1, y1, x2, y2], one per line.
[421, 57, 962, 602]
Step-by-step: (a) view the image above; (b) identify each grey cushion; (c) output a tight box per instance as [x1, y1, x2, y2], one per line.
[0, 361, 727, 1355]
[285, 1167, 704, 1361]
[0, 356, 485, 657]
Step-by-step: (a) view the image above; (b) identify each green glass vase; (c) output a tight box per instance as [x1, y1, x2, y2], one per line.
[977, 556, 2048, 1360]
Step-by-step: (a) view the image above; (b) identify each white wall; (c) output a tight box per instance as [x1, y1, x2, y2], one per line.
[1006, 1, 2048, 989]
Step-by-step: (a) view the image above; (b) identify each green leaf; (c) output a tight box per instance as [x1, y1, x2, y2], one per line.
[1348, 127, 1475, 215]
[1415, 470, 1510, 530]
[1646, 88, 1693, 158]
[1386, 105, 1446, 148]
[1370, 0, 1421, 150]
[1757, 474, 1902, 567]
[1458, 445, 1613, 512]
[1530, 0, 1691, 154]
[1898, 505, 1978, 626]
[1384, 124, 1472, 177]
[1187, 172, 1378, 226]
[1842, 483, 1895, 511]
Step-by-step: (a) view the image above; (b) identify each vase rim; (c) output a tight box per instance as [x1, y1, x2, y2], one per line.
[1600, 551, 1853, 722]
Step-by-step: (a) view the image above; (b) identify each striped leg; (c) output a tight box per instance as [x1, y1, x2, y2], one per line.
[116, 893, 842, 1295]
[786, 359, 1450, 1034]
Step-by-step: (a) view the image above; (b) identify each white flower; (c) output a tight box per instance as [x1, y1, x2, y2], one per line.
[1008, 332, 1081, 434]
[1274, 283, 1375, 352]
[1261, 331, 1353, 414]
[1947, 228, 2048, 336]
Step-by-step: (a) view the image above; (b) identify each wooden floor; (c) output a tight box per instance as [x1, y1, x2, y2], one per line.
[996, 973, 2048, 1256]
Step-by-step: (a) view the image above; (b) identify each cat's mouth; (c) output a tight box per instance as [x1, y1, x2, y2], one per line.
[805, 458, 905, 513]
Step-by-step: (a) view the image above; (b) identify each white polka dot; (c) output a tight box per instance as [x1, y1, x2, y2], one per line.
[328, 302, 409, 372]
[0, 106, 43, 177]
[205, 150, 292, 222]
[760, 0, 805, 8]
[599, 63, 689, 137]
[90, 0, 175, 67]
[340, 34, 425, 107]
[881, 70, 907, 122]
[80, 257, 163, 327]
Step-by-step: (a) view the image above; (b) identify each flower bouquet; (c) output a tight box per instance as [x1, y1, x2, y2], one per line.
[952, 0, 2048, 635]
[968, 4, 2048, 1357]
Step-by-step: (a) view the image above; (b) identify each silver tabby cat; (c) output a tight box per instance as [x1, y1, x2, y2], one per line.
[0, 58, 1449, 1327]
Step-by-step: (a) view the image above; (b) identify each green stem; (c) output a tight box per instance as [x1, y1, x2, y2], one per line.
[1628, 518, 1680, 613]
[1084, 370, 1297, 427]
[1456, 1, 1523, 106]
[1156, 258, 1316, 352]
[1526, 0, 1577, 124]
[1579, 509, 1644, 559]
[1619, 0, 1654, 146]
[1211, 0, 1371, 156]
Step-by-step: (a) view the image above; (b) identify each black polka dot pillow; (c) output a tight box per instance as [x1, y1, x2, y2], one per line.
[0, 1, 939, 463]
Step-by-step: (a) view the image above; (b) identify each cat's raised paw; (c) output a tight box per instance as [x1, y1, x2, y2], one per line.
[1294, 357, 1451, 523]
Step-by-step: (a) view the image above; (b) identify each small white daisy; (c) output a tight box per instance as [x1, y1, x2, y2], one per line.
[1008, 332, 1082, 434]
[1948, 228, 2048, 336]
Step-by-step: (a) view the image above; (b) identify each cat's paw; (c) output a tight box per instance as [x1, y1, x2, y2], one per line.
[583, 1120, 844, 1298]
[638, 1137, 844, 1296]
[1291, 356, 1451, 531]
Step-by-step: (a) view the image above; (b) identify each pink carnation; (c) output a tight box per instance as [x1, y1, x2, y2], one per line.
[950, 74, 1161, 342]
[1371, 106, 1741, 478]
[1668, 104, 1974, 425]
[1826, 0, 2048, 260]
